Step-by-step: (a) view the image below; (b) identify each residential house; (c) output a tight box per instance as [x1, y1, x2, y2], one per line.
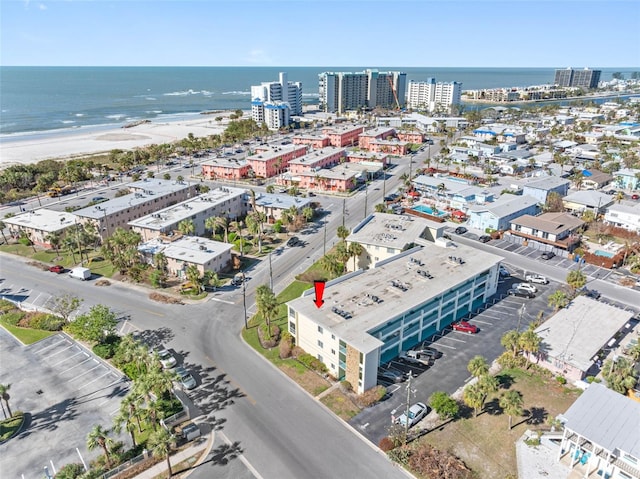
[614, 168, 640, 191]
[558, 382, 640, 479]
[581, 169, 613, 190]
[604, 201, 640, 233]
[532, 296, 634, 382]
[286, 243, 503, 393]
[467, 194, 539, 232]
[522, 177, 571, 204]
[509, 212, 584, 250]
[562, 191, 614, 215]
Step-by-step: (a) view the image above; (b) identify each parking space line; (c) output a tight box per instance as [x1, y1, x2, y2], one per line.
[58, 356, 92, 372]
[51, 351, 88, 367]
[472, 319, 493, 325]
[440, 335, 467, 343]
[47, 344, 76, 358]
[29, 336, 68, 354]
[433, 343, 456, 350]
[77, 371, 112, 390]
[67, 363, 103, 382]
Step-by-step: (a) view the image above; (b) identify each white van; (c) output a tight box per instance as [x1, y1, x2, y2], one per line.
[69, 267, 91, 281]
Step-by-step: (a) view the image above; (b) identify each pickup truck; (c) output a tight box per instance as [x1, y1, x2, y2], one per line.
[399, 350, 432, 366]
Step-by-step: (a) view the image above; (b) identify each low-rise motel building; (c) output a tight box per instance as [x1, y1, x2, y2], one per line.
[247, 144, 308, 178]
[281, 161, 377, 192]
[358, 127, 396, 150]
[322, 125, 365, 147]
[345, 213, 444, 271]
[200, 157, 251, 181]
[286, 242, 503, 393]
[253, 192, 312, 223]
[292, 133, 331, 149]
[287, 147, 346, 175]
[138, 235, 232, 278]
[74, 179, 194, 240]
[345, 150, 390, 168]
[129, 186, 248, 242]
[4, 209, 78, 248]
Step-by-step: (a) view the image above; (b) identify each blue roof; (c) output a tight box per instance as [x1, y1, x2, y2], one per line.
[582, 169, 592, 177]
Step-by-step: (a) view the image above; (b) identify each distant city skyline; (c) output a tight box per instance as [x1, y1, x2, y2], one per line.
[1, 0, 639, 68]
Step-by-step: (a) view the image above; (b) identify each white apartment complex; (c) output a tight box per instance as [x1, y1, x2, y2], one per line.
[319, 69, 407, 114]
[251, 72, 302, 129]
[406, 78, 462, 112]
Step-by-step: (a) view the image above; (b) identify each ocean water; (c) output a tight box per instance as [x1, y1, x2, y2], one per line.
[0, 66, 634, 137]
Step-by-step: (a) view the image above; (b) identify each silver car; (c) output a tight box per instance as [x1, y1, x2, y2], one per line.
[175, 366, 197, 390]
[395, 402, 429, 428]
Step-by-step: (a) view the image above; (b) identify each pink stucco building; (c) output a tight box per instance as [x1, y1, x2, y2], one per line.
[321, 125, 365, 147]
[247, 144, 308, 178]
[201, 158, 251, 181]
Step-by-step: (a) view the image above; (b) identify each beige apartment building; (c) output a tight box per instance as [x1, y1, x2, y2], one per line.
[4, 209, 78, 248]
[74, 179, 194, 239]
[129, 186, 248, 241]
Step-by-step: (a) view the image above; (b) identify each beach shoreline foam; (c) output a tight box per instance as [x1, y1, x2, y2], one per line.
[0, 115, 231, 168]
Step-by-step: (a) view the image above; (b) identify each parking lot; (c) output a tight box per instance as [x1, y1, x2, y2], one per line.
[352, 263, 558, 444]
[0, 331, 129, 479]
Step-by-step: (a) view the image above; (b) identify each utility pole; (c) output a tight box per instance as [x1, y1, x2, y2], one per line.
[363, 182, 368, 220]
[404, 371, 413, 440]
[323, 222, 327, 256]
[269, 253, 273, 291]
[242, 274, 248, 330]
[342, 198, 346, 228]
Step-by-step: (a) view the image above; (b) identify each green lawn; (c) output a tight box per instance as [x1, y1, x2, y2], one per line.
[0, 318, 54, 344]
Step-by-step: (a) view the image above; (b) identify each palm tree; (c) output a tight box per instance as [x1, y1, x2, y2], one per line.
[256, 284, 278, 337]
[499, 390, 524, 430]
[185, 265, 202, 291]
[301, 206, 314, 223]
[45, 231, 63, 257]
[177, 219, 195, 236]
[348, 242, 363, 271]
[547, 290, 569, 311]
[319, 253, 342, 278]
[86, 425, 114, 468]
[120, 393, 144, 434]
[336, 225, 350, 242]
[113, 406, 138, 448]
[477, 374, 499, 398]
[463, 383, 485, 417]
[566, 270, 587, 295]
[601, 357, 638, 394]
[518, 330, 541, 367]
[467, 355, 489, 379]
[154, 252, 168, 272]
[335, 241, 351, 271]
[500, 330, 521, 356]
[0, 384, 12, 418]
[147, 428, 175, 478]
[204, 216, 218, 238]
[214, 216, 230, 243]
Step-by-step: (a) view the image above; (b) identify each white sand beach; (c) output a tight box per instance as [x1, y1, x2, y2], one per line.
[0, 115, 230, 168]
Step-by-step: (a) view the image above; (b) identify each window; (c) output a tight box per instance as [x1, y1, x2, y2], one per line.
[289, 321, 296, 334]
[317, 340, 323, 349]
[331, 349, 335, 355]
[318, 325, 323, 334]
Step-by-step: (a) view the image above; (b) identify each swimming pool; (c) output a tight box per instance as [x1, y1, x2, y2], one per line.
[594, 250, 615, 258]
[412, 205, 448, 217]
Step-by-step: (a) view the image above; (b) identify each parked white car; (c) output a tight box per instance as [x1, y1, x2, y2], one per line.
[395, 402, 429, 428]
[525, 274, 548, 285]
[153, 348, 177, 369]
[514, 283, 537, 294]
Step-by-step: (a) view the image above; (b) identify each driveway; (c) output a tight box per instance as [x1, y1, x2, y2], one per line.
[0, 331, 129, 479]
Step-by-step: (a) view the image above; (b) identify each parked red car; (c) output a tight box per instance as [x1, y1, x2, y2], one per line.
[632, 194, 639, 200]
[451, 321, 478, 334]
[49, 265, 65, 274]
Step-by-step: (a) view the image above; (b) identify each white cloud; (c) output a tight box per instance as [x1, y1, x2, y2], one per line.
[39, 3, 47, 9]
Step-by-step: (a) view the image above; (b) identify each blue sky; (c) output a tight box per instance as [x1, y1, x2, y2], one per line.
[1, 0, 639, 67]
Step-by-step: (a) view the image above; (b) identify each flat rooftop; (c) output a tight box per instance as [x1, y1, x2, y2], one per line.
[347, 213, 431, 249]
[201, 157, 249, 169]
[288, 242, 503, 353]
[289, 147, 345, 166]
[248, 144, 307, 162]
[75, 180, 191, 219]
[254, 192, 311, 210]
[128, 186, 247, 231]
[534, 296, 633, 372]
[139, 236, 232, 265]
[5, 208, 78, 232]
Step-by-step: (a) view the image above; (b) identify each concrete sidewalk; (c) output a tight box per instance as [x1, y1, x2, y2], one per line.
[133, 431, 214, 479]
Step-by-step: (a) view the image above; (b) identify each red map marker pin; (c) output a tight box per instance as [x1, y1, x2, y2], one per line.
[314, 280, 325, 308]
